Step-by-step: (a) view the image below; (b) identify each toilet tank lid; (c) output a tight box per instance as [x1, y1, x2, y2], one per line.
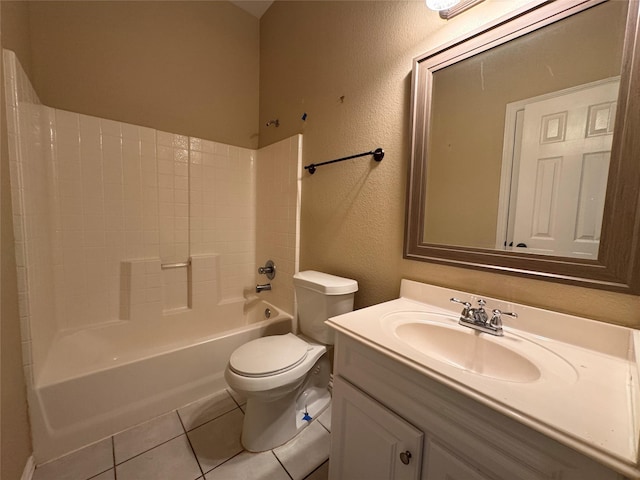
[293, 271, 358, 295]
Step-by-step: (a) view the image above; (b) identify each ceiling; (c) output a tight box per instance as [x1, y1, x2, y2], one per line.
[229, 1, 274, 18]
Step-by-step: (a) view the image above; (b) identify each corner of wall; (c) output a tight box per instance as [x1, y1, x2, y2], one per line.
[255, 134, 302, 318]
[1, 46, 34, 480]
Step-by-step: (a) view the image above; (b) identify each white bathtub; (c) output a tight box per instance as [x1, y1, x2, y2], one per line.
[29, 300, 292, 463]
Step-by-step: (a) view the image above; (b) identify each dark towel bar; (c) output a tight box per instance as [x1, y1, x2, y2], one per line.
[304, 148, 384, 174]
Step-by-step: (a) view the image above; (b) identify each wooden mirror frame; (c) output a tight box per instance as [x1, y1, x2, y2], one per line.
[405, 0, 640, 294]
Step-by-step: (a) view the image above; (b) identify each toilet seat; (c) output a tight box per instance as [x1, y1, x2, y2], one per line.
[229, 333, 310, 378]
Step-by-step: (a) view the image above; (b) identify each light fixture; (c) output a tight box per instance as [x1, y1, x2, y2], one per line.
[425, 0, 460, 11]
[427, 0, 485, 19]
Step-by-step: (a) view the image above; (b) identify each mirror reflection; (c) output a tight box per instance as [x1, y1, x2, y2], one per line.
[423, 1, 627, 259]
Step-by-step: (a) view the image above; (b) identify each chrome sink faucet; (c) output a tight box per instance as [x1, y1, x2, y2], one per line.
[470, 298, 489, 324]
[450, 298, 517, 336]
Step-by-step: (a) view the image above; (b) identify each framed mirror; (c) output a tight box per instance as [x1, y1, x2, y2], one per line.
[405, 0, 640, 293]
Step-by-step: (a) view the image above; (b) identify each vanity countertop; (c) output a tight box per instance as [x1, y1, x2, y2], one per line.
[326, 279, 640, 478]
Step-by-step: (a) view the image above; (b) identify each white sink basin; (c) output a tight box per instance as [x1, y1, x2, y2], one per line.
[382, 311, 577, 384]
[326, 281, 640, 475]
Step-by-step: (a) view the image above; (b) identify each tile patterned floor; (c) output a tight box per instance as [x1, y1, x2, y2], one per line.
[32, 388, 331, 480]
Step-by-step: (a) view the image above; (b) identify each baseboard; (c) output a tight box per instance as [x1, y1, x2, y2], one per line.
[21, 455, 35, 480]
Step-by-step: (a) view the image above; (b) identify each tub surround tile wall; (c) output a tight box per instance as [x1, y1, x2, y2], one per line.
[52, 112, 162, 328]
[119, 255, 220, 322]
[255, 135, 302, 322]
[3, 50, 56, 386]
[189, 137, 257, 302]
[161, 266, 189, 312]
[156, 132, 190, 265]
[190, 254, 221, 314]
[120, 259, 162, 321]
[47, 116, 255, 328]
[5, 49, 301, 394]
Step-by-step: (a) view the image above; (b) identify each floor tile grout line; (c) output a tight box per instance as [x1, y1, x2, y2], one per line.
[82, 437, 116, 480]
[186, 395, 251, 477]
[175, 408, 188, 434]
[178, 404, 240, 433]
[85, 466, 114, 480]
[41, 388, 330, 480]
[113, 431, 188, 467]
[113, 409, 199, 466]
[202, 449, 245, 477]
[303, 460, 329, 480]
[110, 410, 184, 461]
[177, 408, 206, 478]
[176, 408, 188, 430]
[112, 436, 117, 480]
[271, 450, 294, 480]
[318, 419, 330, 434]
[186, 405, 244, 435]
[225, 388, 244, 409]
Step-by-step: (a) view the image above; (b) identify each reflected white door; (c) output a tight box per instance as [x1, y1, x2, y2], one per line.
[511, 79, 618, 258]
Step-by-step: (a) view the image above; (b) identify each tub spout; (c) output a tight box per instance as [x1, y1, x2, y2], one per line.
[256, 283, 272, 293]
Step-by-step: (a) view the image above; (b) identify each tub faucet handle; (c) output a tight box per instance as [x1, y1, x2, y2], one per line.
[258, 260, 276, 280]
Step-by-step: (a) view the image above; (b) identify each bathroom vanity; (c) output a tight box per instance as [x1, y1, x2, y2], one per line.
[326, 280, 640, 480]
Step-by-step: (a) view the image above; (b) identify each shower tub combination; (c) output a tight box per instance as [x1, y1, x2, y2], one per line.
[30, 301, 292, 463]
[4, 47, 302, 465]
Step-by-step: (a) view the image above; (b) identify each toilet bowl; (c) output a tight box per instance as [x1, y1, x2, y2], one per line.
[225, 271, 358, 452]
[225, 333, 331, 452]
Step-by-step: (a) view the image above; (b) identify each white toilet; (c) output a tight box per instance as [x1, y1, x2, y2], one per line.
[225, 270, 358, 452]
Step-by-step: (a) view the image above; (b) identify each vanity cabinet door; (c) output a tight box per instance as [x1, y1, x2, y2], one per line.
[329, 376, 424, 480]
[425, 441, 494, 480]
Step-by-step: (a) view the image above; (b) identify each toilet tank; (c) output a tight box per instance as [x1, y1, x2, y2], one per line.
[293, 271, 358, 345]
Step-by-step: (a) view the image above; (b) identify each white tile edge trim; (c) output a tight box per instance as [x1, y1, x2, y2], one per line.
[20, 455, 35, 480]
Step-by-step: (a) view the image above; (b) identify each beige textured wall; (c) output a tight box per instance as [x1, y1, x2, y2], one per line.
[260, 0, 640, 328]
[425, 1, 626, 248]
[1, 2, 34, 477]
[24, 1, 260, 148]
[1, 0, 32, 78]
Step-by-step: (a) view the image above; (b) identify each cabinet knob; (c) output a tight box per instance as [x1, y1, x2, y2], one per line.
[399, 450, 412, 465]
